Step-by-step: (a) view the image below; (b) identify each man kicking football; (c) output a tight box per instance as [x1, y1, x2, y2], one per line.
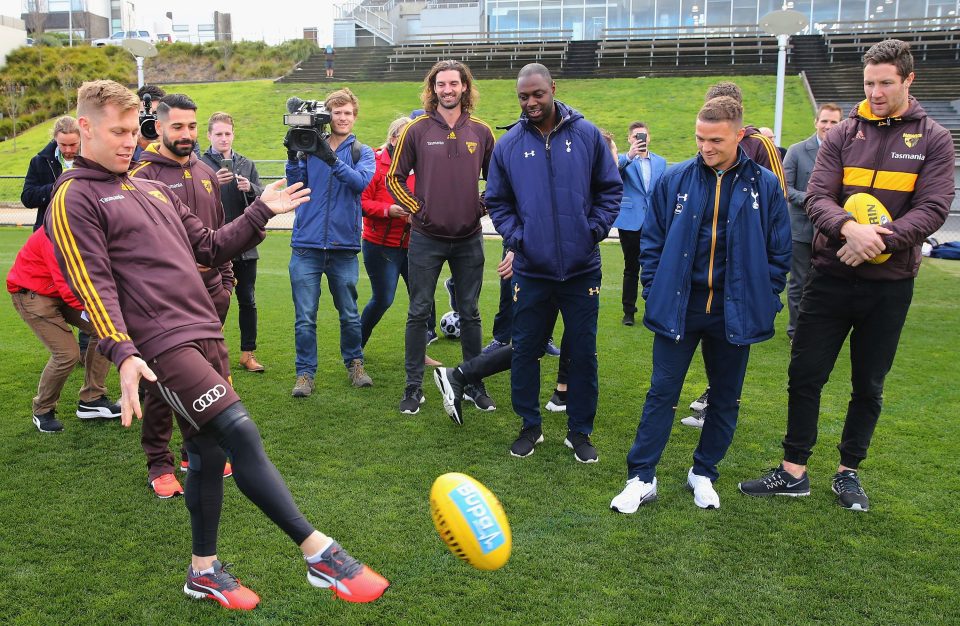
[47, 80, 389, 610]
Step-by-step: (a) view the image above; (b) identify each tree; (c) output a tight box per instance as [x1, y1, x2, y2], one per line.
[57, 64, 76, 113]
[23, 0, 49, 36]
[2, 82, 27, 151]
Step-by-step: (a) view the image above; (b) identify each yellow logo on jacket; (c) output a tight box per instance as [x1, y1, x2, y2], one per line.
[466, 141, 478, 154]
[201, 179, 213, 194]
[513, 283, 520, 302]
[447, 131, 457, 139]
[183, 170, 192, 179]
[147, 190, 168, 203]
[902, 133, 922, 148]
[588, 286, 601, 296]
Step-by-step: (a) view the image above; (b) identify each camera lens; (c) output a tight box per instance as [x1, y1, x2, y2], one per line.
[140, 119, 158, 140]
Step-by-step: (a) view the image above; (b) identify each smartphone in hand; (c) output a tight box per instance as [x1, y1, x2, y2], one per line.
[221, 158, 234, 173]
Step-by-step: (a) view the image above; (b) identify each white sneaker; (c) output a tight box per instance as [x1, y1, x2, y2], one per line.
[687, 468, 720, 509]
[689, 388, 709, 411]
[610, 477, 657, 514]
[680, 408, 705, 429]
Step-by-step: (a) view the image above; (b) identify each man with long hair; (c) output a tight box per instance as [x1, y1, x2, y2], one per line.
[386, 60, 496, 415]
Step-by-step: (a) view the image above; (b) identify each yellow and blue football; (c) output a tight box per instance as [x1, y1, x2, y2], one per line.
[843, 192, 893, 264]
[430, 473, 512, 570]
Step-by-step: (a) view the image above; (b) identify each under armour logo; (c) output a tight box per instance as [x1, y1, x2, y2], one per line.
[513, 283, 520, 302]
[565, 140, 572, 153]
[524, 150, 536, 158]
[588, 286, 600, 296]
[677, 193, 688, 202]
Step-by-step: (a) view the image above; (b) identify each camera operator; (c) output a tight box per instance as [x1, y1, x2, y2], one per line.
[285, 88, 376, 398]
[130, 93, 235, 499]
[201, 112, 265, 373]
[134, 84, 165, 162]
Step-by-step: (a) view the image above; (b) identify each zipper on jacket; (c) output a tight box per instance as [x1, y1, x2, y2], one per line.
[537, 116, 566, 280]
[866, 121, 893, 194]
[705, 169, 724, 314]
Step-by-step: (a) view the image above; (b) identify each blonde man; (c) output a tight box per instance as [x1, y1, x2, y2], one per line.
[22, 116, 80, 231]
[284, 88, 377, 397]
[46, 79, 388, 610]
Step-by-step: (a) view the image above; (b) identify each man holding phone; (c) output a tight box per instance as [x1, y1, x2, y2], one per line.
[615, 122, 666, 326]
[202, 112, 265, 373]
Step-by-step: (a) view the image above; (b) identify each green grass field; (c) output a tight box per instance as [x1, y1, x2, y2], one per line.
[0, 227, 957, 624]
[0, 75, 813, 178]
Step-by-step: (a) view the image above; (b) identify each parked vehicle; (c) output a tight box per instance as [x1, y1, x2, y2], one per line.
[91, 30, 157, 47]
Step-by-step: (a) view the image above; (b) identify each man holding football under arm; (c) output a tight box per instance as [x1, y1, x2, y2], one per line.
[739, 40, 954, 511]
[47, 80, 388, 610]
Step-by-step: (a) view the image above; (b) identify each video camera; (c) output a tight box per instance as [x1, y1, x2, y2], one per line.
[139, 93, 159, 141]
[283, 97, 331, 154]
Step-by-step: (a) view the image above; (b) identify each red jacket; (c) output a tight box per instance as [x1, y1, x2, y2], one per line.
[362, 147, 415, 248]
[7, 229, 83, 310]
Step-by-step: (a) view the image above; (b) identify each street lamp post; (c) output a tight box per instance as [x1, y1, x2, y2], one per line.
[760, 8, 809, 147]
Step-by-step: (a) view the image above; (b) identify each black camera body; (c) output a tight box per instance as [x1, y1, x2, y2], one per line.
[283, 97, 331, 154]
[140, 93, 159, 141]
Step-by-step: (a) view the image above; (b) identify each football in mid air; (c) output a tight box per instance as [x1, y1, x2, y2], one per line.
[843, 192, 893, 264]
[430, 473, 511, 571]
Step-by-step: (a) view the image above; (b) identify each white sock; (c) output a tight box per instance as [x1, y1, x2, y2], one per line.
[305, 537, 334, 563]
[192, 563, 216, 576]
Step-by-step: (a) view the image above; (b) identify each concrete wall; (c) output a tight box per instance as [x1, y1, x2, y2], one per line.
[0, 15, 27, 67]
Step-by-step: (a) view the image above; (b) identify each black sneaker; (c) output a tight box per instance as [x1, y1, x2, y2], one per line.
[464, 381, 496, 412]
[399, 385, 425, 415]
[832, 470, 869, 511]
[545, 388, 567, 412]
[433, 367, 465, 425]
[76, 395, 121, 419]
[622, 312, 635, 326]
[689, 387, 710, 411]
[426, 328, 439, 346]
[564, 430, 598, 463]
[510, 425, 544, 458]
[32, 411, 64, 433]
[739, 464, 810, 497]
[444, 277, 458, 313]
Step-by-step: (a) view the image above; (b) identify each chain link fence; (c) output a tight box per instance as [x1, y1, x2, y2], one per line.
[3, 166, 960, 240]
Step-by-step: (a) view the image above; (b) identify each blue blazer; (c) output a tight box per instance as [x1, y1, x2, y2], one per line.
[614, 151, 667, 232]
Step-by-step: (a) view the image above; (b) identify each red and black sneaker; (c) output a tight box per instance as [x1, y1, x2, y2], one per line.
[306, 541, 390, 603]
[183, 560, 260, 610]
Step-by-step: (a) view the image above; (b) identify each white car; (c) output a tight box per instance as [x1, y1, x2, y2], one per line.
[91, 30, 157, 47]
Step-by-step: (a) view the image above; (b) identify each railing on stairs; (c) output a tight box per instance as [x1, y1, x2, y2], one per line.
[334, 1, 396, 45]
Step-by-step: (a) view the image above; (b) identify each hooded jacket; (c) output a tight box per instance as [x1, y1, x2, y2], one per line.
[805, 97, 953, 281]
[201, 147, 263, 261]
[640, 149, 791, 345]
[6, 228, 83, 310]
[386, 110, 495, 242]
[485, 101, 623, 281]
[21, 140, 64, 231]
[44, 157, 272, 368]
[130, 146, 235, 300]
[362, 146, 414, 248]
[741, 125, 787, 196]
[285, 134, 375, 252]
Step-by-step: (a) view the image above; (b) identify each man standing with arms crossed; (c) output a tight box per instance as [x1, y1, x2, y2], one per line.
[131, 94, 234, 498]
[387, 60, 496, 415]
[739, 40, 954, 511]
[485, 63, 622, 461]
[47, 79, 389, 609]
[781, 103, 843, 339]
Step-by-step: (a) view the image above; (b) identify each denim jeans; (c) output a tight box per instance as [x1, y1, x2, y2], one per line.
[360, 240, 408, 347]
[289, 247, 363, 375]
[783, 269, 914, 469]
[511, 270, 601, 435]
[405, 231, 484, 387]
[625, 303, 751, 482]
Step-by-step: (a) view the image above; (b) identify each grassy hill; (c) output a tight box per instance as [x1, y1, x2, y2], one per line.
[0, 74, 812, 177]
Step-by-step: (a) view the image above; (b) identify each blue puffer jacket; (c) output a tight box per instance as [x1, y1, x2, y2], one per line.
[285, 135, 375, 251]
[486, 101, 622, 281]
[640, 151, 791, 344]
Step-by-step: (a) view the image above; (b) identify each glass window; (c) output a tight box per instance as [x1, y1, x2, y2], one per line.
[630, 0, 657, 29]
[927, 0, 956, 18]
[706, 0, 732, 26]
[657, 0, 681, 28]
[731, 0, 757, 25]
[840, 0, 867, 21]
[811, 0, 839, 29]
